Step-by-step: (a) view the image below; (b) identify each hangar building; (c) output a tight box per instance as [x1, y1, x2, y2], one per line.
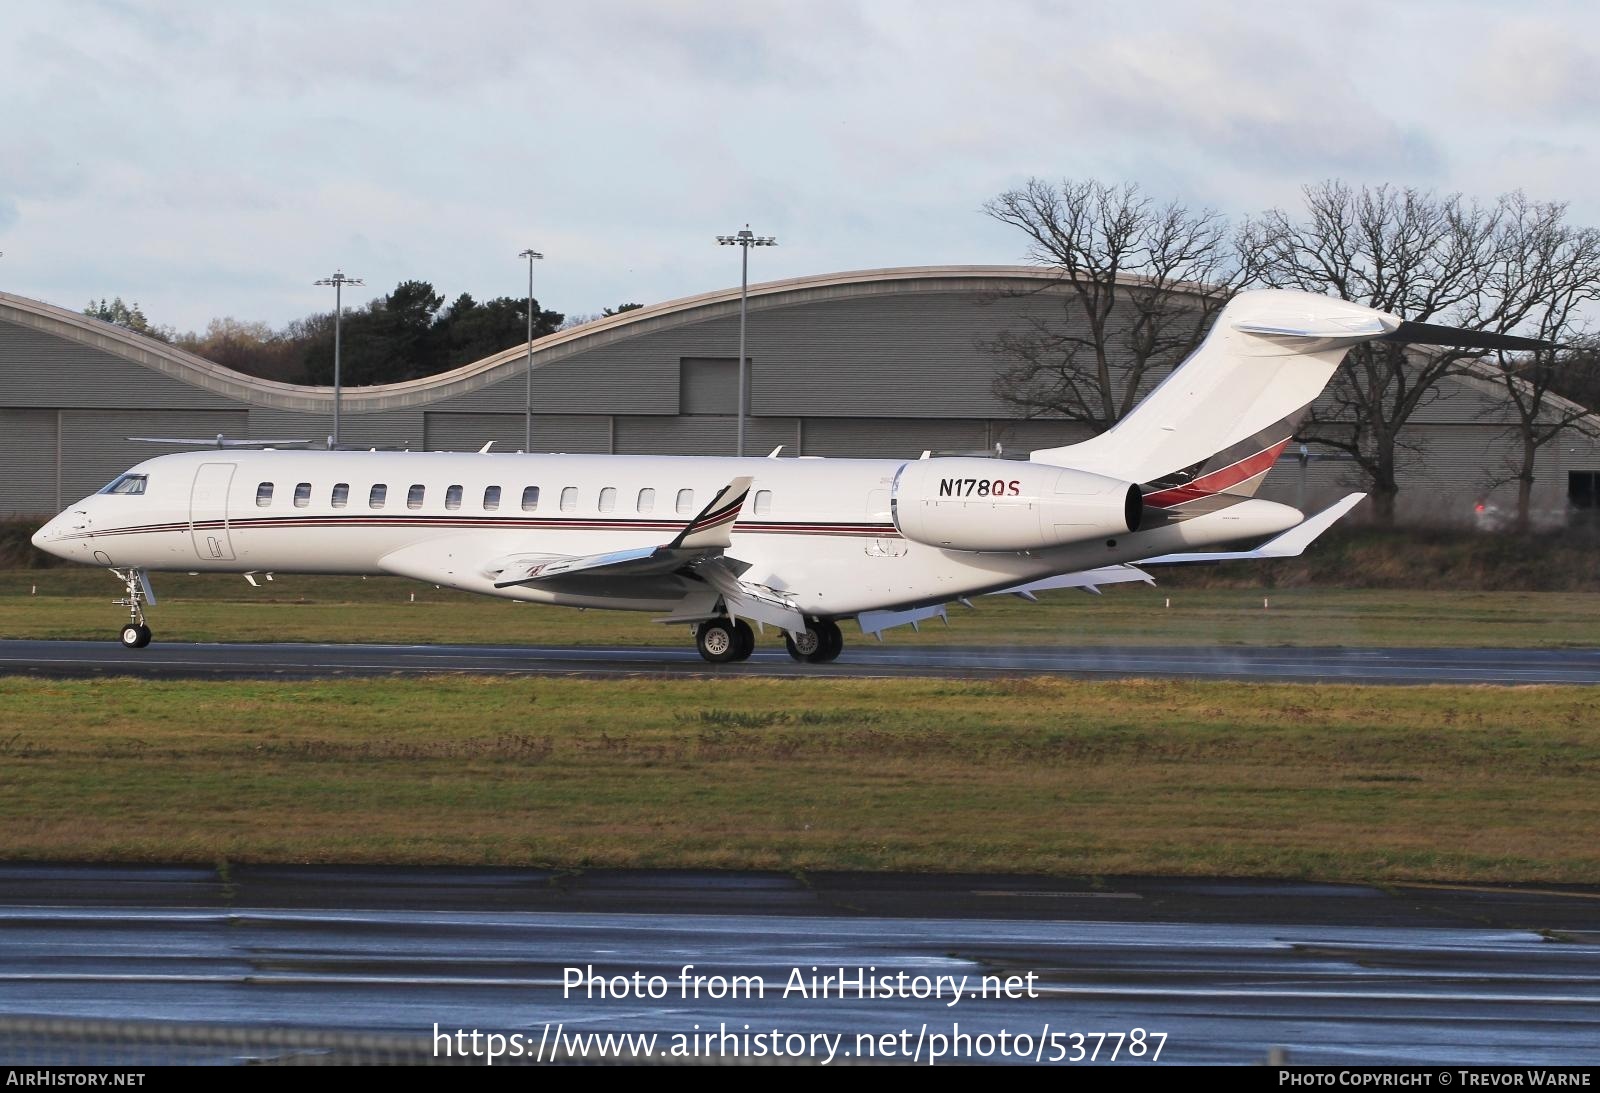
[2, 266, 1595, 526]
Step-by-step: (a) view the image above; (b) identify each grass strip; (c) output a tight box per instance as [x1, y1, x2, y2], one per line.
[2, 675, 1596, 883]
[5, 569, 1600, 648]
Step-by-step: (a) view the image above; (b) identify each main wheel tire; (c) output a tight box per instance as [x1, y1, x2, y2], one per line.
[787, 619, 843, 664]
[120, 623, 151, 650]
[784, 626, 822, 662]
[730, 619, 756, 662]
[695, 619, 741, 664]
[811, 619, 843, 663]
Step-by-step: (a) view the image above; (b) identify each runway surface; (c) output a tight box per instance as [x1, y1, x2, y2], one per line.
[1, 867, 1597, 1066]
[3, 638, 1599, 684]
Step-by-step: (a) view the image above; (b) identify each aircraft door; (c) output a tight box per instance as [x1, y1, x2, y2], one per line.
[190, 462, 237, 561]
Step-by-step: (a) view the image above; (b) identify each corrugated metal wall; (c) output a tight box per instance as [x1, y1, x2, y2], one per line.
[59, 410, 249, 505]
[5, 281, 1600, 525]
[0, 409, 59, 515]
[0, 321, 236, 409]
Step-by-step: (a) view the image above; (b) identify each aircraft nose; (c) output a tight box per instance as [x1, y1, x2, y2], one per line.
[32, 516, 68, 558]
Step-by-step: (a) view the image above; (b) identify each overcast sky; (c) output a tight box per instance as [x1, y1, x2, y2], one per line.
[2, 0, 1596, 331]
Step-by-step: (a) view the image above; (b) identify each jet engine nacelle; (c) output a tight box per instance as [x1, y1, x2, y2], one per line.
[891, 458, 1142, 552]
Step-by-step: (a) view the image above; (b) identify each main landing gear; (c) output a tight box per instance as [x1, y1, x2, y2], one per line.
[111, 567, 153, 649]
[784, 618, 843, 664]
[695, 617, 755, 663]
[691, 616, 844, 665]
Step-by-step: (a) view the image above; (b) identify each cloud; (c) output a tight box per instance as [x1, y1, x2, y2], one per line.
[2, 0, 1597, 329]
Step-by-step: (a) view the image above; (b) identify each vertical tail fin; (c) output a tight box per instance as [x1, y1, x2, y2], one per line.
[1029, 289, 1402, 485]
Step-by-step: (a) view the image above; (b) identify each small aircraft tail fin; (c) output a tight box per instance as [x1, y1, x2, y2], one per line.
[1027, 290, 1548, 490]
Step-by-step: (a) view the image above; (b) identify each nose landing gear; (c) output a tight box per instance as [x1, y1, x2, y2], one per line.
[111, 568, 154, 649]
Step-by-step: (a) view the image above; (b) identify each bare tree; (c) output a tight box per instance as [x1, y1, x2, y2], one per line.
[1481, 342, 1600, 532]
[983, 179, 1255, 435]
[1250, 182, 1576, 525]
[1480, 197, 1600, 531]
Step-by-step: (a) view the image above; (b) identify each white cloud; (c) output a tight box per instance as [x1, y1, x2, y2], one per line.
[1, 0, 1596, 328]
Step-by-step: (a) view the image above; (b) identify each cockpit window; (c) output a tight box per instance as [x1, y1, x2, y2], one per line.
[98, 473, 148, 496]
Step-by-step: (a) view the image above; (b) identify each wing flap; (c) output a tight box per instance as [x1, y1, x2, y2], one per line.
[856, 565, 1153, 639]
[491, 544, 691, 587]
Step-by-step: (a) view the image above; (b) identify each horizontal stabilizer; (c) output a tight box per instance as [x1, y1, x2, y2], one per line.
[1378, 321, 1553, 352]
[1143, 493, 1364, 564]
[1232, 316, 1391, 340]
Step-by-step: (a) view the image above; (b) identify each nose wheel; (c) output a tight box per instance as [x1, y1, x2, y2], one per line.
[111, 567, 155, 650]
[784, 618, 843, 664]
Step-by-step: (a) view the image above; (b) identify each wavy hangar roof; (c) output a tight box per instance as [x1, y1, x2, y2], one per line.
[0, 266, 1087, 414]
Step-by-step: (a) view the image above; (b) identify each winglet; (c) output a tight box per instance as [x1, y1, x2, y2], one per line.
[670, 476, 754, 550]
[1142, 493, 1365, 564]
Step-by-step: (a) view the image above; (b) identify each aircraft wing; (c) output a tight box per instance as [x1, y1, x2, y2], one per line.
[487, 475, 771, 592]
[490, 543, 686, 585]
[1141, 493, 1365, 564]
[129, 435, 320, 449]
[856, 564, 1153, 638]
[851, 493, 1358, 642]
[990, 564, 1156, 601]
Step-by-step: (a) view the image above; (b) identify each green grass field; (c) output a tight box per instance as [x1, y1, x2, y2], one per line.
[2, 675, 1596, 882]
[3, 567, 1598, 884]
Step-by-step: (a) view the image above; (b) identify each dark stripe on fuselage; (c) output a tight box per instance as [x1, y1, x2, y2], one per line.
[67, 514, 901, 540]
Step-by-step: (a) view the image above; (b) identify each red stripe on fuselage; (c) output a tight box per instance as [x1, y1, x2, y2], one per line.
[1141, 439, 1291, 509]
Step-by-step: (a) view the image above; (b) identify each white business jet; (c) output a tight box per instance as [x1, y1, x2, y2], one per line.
[31, 289, 1535, 663]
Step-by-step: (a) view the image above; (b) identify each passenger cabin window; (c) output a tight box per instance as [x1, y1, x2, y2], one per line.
[99, 473, 148, 496]
[484, 485, 501, 511]
[331, 482, 349, 508]
[369, 484, 387, 509]
[637, 488, 655, 514]
[256, 482, 274, 508]
[294, 482, 312, 508]
[753, 490, 773, 516]
[676, 488, 694, 515]
[407, 484, 425, 510]
[445, 485, 463, 511]
[598, 487, 617, 512]
[521, 486, 540, 512]
[560, 487, 578, 512]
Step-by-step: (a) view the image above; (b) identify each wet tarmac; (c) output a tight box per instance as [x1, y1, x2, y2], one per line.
[3, 639, 1598, 685]
[1, 866, 1596, 1066]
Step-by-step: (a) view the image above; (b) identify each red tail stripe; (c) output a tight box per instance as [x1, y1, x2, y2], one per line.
[1143, 439, 1291, 509]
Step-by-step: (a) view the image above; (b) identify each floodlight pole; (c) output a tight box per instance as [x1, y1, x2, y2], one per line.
[314, 270, 363, 448]
[519, 249, 544, 452]
[716, 226, 776, 456]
